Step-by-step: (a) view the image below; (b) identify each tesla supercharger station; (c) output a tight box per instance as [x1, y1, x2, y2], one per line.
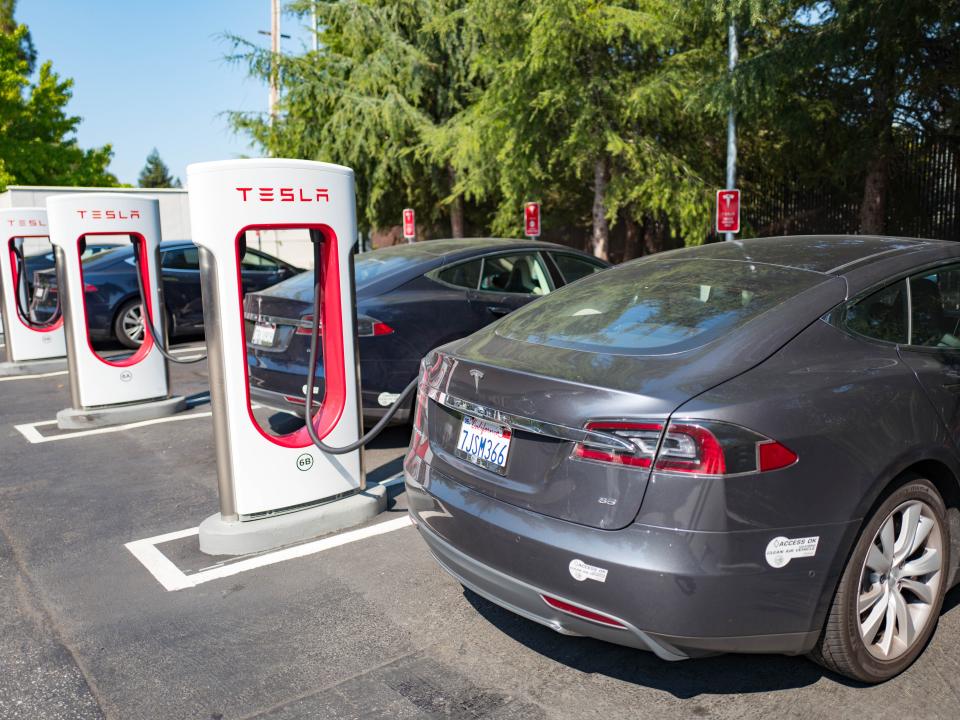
[46, 194, 185, 429]
[0, 207, 67, 375]
[187, 159, 385, 556]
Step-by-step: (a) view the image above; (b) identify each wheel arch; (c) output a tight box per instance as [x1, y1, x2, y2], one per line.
[862, 454, 960, 590]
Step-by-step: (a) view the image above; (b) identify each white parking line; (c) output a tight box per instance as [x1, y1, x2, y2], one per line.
[126, 515, 413, 591]
[0, 370, 69, 382]
[14, 411, 212, 444]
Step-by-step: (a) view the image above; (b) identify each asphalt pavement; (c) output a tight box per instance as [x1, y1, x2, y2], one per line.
[2, 340, 960, 719]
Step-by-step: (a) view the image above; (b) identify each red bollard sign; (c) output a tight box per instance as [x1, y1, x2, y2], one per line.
[716, 189, 740, 234]
[524, 202, 540, 238]
[402, 208, 416, 241]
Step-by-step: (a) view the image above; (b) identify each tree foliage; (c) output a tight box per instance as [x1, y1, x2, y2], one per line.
[138, 148, 180, 188]
[227, 0, 960, 257]
[226, 0, 483, 237]
[0, 4, 117, 191]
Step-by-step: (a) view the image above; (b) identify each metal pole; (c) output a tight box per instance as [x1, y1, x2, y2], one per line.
[725, 15, 738, 241]
[270, 0, 280, 123]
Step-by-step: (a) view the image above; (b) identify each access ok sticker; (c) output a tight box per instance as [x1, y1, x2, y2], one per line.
[568, 558, 608, 583]
[765, 536, 819, 568]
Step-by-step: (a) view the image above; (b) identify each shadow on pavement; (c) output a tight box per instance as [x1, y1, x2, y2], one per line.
[461, 585, 959, 697]
[466, 584, 960, 697]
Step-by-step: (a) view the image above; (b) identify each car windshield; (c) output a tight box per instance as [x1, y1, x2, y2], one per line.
[495, 258, 823, 355]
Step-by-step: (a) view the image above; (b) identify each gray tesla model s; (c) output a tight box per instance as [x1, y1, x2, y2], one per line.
[404, 235, 960, 683]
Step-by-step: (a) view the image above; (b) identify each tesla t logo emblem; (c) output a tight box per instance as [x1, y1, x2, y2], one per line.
[469, 369, 484, 392]
[235, 187, 330, 203]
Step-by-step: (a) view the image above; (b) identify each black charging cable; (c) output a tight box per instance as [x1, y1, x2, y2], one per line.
[11, 244, 61, 328]
[303, 236, 418, 454]
[132, 242, 207, 364]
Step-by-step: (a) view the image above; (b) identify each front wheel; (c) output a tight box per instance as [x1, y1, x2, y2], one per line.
[114, 299, 145, 349]
[811, 478, 949, 683]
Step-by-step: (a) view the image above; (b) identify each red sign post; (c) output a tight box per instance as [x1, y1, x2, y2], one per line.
[716, 189, 740, 234]
[524, 202, 540, 238]
[402, 208, 416, 242]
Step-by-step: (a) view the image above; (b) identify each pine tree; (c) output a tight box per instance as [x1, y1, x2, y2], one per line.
[137, 148, 180, 188]
[226, 0, 482, 237]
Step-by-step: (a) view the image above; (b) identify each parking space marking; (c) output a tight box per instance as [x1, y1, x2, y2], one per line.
[0, 370, 69, 382]
[14, 411, 212, 444]
[126, 514, 413, 591]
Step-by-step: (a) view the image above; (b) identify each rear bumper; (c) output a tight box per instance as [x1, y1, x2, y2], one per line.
[406, 463, 858, 658]
[249, 380, 411, 423]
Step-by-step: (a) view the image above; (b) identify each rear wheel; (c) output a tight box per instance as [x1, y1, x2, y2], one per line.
[811, 478, 948, 682]
[114, 299, 145, 348]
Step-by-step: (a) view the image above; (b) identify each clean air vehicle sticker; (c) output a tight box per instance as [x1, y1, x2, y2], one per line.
[765, 536, 819, 568]
[568, 558, 608, 583]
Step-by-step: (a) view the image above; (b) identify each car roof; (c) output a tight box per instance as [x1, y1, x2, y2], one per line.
[669, 235, 951, 275]
[366, 237, 599, 265]
[662, 235, 960, 298]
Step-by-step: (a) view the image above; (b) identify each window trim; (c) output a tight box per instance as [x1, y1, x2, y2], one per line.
[548, 251, 608, 285]
[832, 259, 960, 352]
[427, 249, 556, 295]
[427, 257, 484, 291]
[475, 251, 555, 296]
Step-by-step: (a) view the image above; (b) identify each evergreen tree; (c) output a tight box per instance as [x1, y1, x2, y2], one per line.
[226, 0, 482, 237]
[138, 148, 180, 188]
[447, 0, 716, 259]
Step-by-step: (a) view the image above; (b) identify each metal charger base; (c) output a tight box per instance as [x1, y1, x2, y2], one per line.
[0, 357, 67, 377]
[56, 395, 187, 430]
[198, 484, 388, 556]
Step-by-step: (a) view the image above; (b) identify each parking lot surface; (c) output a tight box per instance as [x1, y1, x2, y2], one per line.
[2, 341, 960, 719]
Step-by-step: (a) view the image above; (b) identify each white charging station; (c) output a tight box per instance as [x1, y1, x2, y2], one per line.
[46, 194, 185, 429]
[0, 207, 67, 375]
[187, 159, 383, 555]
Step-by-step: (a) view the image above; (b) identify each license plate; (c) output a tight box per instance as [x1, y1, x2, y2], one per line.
[455, 415, 512, 474]
[34, 286, 44, 299]
[251, 321, 277, 347]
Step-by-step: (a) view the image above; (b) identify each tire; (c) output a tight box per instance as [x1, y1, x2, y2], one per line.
[114, 299, 145, 349]
[811, 478, 949, 683]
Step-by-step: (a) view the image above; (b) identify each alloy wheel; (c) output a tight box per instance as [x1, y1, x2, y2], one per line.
[857, 499, 943, 660]
[122, 304, 145, 344]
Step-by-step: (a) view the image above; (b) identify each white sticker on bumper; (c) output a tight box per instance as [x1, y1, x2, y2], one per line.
[765, 536, 819, 568]
[569, 558, 608, 583]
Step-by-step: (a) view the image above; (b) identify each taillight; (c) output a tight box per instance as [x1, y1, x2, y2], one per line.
[405, 363, 431, 471]
[573, 419, 797, 476]
[573, 422, 660, 468]
[357, 314, 394, 337]
[295, 314, 394, 337]
[84, 283, 97, 293]
[295, 314, 320, 336]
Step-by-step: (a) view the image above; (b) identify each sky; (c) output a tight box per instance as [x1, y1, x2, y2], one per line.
[19, 0, 313, 186]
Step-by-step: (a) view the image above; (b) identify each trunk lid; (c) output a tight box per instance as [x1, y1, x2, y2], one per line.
[421, 259, 845, 530]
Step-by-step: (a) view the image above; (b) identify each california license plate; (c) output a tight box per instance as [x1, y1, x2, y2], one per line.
[455, 415, 512, 474]
[251, 321, 277, 347]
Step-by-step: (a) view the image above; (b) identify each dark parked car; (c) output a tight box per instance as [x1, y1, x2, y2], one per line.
[406, 235, 960, 683]
[244, 238, 608, 421]
[23, 242, 120, 280]
[32, 240, 302, 347]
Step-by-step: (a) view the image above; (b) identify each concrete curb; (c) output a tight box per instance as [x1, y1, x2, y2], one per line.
[56, 395, 188, 430]
[0, 357, 67, 377]
[198, 484, 388, 556]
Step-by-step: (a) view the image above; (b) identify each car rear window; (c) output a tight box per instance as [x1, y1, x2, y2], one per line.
[495, 258, 823, 355]
[354, 249, 423, 287]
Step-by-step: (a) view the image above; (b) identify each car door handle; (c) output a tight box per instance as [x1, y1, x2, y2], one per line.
[487, 305, 510, 317]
